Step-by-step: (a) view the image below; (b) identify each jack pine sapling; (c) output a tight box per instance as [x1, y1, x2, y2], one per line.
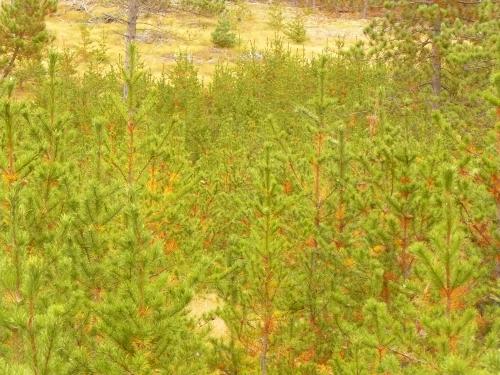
[284, 14, 307, 44]
[211, 17, 237, 48]
[410, 168, 482, 369]
[0, 0, 57, 79]
[365, 0, 498, 107]
[273, 56, 342, 367]
[217, 144, 292, 374]
[86, 47, 208, 373]
[267, 1, 285, 32]
[0, 78, 77, 374]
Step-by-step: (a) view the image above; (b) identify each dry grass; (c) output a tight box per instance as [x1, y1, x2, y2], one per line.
[47, 3, 367, 79]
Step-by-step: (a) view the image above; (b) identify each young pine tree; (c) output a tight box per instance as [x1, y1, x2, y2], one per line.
[85, 47, 208, 374]
[0, 0, 57, 79]
[0, 69, 76, 374]
[213, 143, 294, 374]
[409, 168, 490, 373]
[365, 0, 498, 105]
[272, 56, 348, 370]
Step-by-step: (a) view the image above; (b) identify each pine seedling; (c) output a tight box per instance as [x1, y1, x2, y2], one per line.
[267, 1, 285, 32]
[284, 14, 307, 44]
[410, 168, 481, 368]
[213, 143, 294, 373]
[272, 56, 344, 368]
[0, 0, 57, 79]
[85, 47, 208, 374]
[212, 17, 237, 49]
[0, 77, 75, 374]
[364, 0, 498, 108]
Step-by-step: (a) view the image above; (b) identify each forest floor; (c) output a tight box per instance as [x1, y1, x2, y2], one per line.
[48, 2, 368, 79]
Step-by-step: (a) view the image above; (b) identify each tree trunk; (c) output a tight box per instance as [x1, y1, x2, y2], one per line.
[124, 0, 139, 98]
[362, 0, 369, 18]
[259, 334, 268, 375]
[1, 47, 20, 80]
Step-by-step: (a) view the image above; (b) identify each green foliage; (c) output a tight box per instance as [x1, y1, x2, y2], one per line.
[267, 1, 285, 32]
[212, 142, 295, 373]
[0, 4, 498, 374]
[365, 0, 499, 113]
[284, 14, 307, 44]
[180, 0, 226, 16]
[211, 17, 237, 48]
[0, 0, 57, 79]
[227, 0, 253, 24]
